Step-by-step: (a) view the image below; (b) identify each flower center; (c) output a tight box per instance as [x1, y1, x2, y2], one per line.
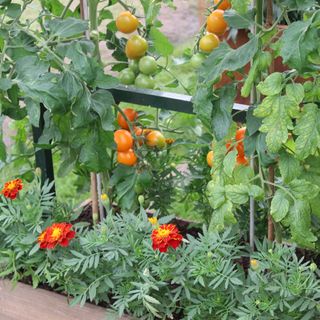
[157, 229, 171, 238]
[6, 181, 17, 191]
[51, 227, 63, 241]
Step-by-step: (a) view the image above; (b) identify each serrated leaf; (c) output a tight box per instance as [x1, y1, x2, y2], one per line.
[0, 78, 13, 90]
[289, 200, 317, 248]
[257, 72, 283, 96]
[248, 185, 264, 200]
[209, 200, 236, 231]
[207, 184, 226, 209]
[280, 19, 318, 72]
[230, 0, 251, 14]
[271, 190, 290, 222]
[91, 90, 115, 131]
[288, 179, 319, 200]
[48, 18, 88, 38]
[286, 83, 304, 105]
[278, 150, 302, 183]
[212, 84, 237, 140]
[199, 36, 258, 82]
[293, 104, 320, 160]
[223, 150, 237, 177]
[225, 184, 249, 204]
[25, 98, 40, 127]
[149, 27, 173, 56]
[258, 96, 293, 153]
[224, 9, 254, 29]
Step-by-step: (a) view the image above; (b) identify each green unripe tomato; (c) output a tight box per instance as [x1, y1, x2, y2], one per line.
[134, 74, 155, 89]
[138, 195, 145, 206]
[190, 53, 206, 69]
[138, 56, 158, 75]
[128, 59, 139, 74]
[119, 68, 135, 85]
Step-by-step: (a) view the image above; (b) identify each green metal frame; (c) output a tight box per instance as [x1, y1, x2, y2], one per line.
[34, 86, 248, 192]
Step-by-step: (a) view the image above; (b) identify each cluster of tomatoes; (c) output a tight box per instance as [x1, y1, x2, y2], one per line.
[199, 0, 230, 54]
[207, 127, 248, 168]
[116, 11, 157, 89]
[114, 108, 167, 166]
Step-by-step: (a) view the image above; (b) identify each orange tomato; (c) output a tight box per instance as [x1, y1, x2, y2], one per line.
[207, 10, 228, 36]
[236, 155, 249, 166]
[146, 130, 166, 148]
[114, 129, 133, 152]
[117, 149, 137, 166]
[125, 35, 148, 60]
[117, 108, 138, 130]
[134, 127, 144, 145]
[214, 0, 231, 10]
[207, 151, 214, 167]
[235, 127, 246, 157]
[199, 33, 220, 53]
[116, 11, 139, 34]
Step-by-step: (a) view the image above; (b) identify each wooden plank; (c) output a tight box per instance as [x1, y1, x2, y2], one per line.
[0, 280, 131, 320]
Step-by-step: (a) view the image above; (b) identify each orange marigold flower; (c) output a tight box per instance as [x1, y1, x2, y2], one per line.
[151, 224, 183, 253]
[1, 178, 23, 200]
[38, 222, 76, 250]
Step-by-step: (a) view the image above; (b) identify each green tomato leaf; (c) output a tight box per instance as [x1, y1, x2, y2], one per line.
[212, 83, 237, 140]
[285, 83, 304, 105]
[48, 18, 88, 38]
[293, 103, 320, 160]
[257, 72, 283, 96]
[225, 184, 249, 204]
[223, 149, 237, 178]
[288, 179, 319, 201]
[25, 98, 40, 128]
[280, 19, 318, 72]
[230, 0, 251, 14]
[257, 96, 293, 153]
[149, 27, 174, 56]
[209, 200, 236, 232]
[0, 78, 13, 90]
[91, 90, 115, 132]
[224, 9, 254, 29]
[278, 150, 302, 183]
[271, 190, 290, 222]
[207, 184, 226, 209]
[289, 200, 317, 249]
[199, 36, 258, 82]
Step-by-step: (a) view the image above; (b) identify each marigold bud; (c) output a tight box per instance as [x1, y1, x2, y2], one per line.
[138, 195, 144, 205]
[310, 262, 317, 272]
[250, 259, 259, 270]
[101, 193, 108, 201]
[148, 217, 158, 225]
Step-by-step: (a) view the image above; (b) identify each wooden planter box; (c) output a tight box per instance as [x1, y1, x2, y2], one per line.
[0, 280, 131, 320]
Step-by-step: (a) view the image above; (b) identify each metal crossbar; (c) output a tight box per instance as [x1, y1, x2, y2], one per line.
[34, 86, 249, 190]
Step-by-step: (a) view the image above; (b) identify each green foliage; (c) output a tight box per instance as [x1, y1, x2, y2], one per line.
[1, 181, 319, 319]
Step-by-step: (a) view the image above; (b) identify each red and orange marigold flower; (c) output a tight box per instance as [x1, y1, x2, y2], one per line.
[1, 178, 23, 200]
[151, 224, 183, 253]
[38, 222, 76, 249]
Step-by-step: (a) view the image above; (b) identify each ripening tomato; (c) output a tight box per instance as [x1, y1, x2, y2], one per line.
[214, 0, 231, 10]
[199, 34, 220, 53]
[146, 130, 166, 148]
[116, 11, 139, 34]
[117, 108, 138, 130]
[139, 56, 158, 75]
[207, 10, 228, 36]
[119, 68, 136, 85]
[134, 74, 155, 89]
[125, 35, 148, 60]
[236, 154, 249, 166]
[117, 149, 137, 166]
[114, 129, 133, 152]
[134, 127, 144, 145]
[207, 151, 214, 167]
[235, 127, 246, 156]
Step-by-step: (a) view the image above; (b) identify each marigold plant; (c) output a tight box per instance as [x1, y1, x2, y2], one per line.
[38, 222, 76, 250]
[1, 179, 23, 200]
[151, 224, 183, 253]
